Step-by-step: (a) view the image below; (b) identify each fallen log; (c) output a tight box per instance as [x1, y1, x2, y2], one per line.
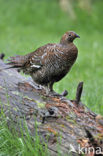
[0, 54, 103, 156]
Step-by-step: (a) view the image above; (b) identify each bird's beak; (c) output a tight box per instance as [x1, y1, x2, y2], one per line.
[75, 34, 80, 38]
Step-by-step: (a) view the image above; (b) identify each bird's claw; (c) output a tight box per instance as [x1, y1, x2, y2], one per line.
[46, 90, 68, 97]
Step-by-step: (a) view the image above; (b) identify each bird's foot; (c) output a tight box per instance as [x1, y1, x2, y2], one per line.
[36, 84, 43, 90]
[27, 78, 43, 90]
[46, 90, 68, 97]
[33, 83, 43, 90]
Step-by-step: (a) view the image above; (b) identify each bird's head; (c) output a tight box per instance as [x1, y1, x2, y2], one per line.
[60, 31, 80, 45]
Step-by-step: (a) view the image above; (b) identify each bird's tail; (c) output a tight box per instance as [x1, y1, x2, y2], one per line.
[0, 55, 26, 71]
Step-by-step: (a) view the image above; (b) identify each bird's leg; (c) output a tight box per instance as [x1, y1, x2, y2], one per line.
[44, 84, 51, 95]
[44, 82, 68, 97]
[48, 82, 62, 97]
[49, 82, 53, 92]
[49, 82, 68, 97]
[43, 82, 54, 96]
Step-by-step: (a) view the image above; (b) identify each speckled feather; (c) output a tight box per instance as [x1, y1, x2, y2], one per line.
[7, 31, 80, 94]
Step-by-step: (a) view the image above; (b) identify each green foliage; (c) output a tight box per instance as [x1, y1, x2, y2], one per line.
[0, 114, 48, 156]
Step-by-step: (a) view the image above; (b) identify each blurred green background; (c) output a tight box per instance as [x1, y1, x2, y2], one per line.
[0, 0, 103, 114]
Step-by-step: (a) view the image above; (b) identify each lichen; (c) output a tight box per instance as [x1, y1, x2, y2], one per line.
[0, 86, 3, 89]
[66, 115, 77, 124]
[12, 91, 20, 96]
[36, 101, 45, 108]
[23, 96, 33, 101]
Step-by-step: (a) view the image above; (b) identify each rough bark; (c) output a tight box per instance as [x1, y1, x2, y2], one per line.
[0, 54, 103, 156]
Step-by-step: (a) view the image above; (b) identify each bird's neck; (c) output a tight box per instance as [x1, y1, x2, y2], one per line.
[60, 42, 78, 56]
[60, 41, 74, 47]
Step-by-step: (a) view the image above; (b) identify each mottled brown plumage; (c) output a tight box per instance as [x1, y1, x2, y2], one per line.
[6, 31, 80, 96]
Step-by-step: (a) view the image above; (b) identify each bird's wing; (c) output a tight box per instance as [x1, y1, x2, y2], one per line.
[23, 43, 56, 72]
[24, 43, 65, 73]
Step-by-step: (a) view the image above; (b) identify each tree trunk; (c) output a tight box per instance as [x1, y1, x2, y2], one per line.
[0, 54, 103, 156]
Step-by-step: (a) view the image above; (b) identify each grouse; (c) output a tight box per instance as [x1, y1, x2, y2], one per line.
[3, 31, 80, 96]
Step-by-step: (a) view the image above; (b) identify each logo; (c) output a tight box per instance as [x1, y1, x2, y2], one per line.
[68, 144, 103, 155]
[68, 144, 77, 153]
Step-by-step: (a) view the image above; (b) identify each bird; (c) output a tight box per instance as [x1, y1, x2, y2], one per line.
[2, 31, 80, 96]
